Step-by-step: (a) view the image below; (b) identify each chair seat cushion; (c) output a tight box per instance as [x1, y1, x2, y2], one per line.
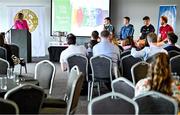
[42, 98, 67, 108]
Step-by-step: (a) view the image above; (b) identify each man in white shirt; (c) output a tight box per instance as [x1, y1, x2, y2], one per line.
[131, 32, 167, 60]
[93, 30, 120, 78]
[60, 33, 87, 71]
[93, 30, 120, 65]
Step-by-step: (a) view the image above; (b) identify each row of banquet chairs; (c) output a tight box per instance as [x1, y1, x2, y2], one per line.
[65, 49, 180, 101]
[86, 50, 180, 114]
[0, 65, 84, 114]
[88, 77, 178, 114]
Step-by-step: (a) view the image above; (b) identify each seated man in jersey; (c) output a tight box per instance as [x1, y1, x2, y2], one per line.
[119, 16, 134, 46]
[136, 16, 155, 49]
[158, 16, 174, 43]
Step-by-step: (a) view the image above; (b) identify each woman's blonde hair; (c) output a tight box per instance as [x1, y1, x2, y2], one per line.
[148, 53, 172, 95]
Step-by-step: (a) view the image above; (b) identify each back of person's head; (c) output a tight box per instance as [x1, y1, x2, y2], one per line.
[161, 16, 168, 23]
[66, 33, 76, 45]
[0, 34, 4, 46]
[167, 32, 178, 44]
[104, 17, 111, 22]
[91, 31, 99, 40]
[147, 32, 157, 43]
[143, 16, 150, 20]
[101, 30, 110, 38]
[124, 16, 130, 22]
[148, 53, 172, 95]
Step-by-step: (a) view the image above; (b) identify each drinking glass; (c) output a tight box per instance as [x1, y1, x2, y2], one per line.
[7, 68, 15, 79]
[0, 77, 7, 90]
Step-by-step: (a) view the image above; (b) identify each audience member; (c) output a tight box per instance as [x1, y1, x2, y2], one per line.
[60, 33, 87, 71]
[109, 32, 124, 52]
[0, 34, 14, 67]
[103, 17, 115, 33]
[131, 32, 167, 60]
[119, 16, 134, 46]
[135, 53, 180, 106]
[88, 31, 100, 49]
[164, 32, 180, 52]
[93, 30, 120, 78]
[93, 30, 120, 65]
[135, 53, 172, 96]
[158, 16, 174, 42]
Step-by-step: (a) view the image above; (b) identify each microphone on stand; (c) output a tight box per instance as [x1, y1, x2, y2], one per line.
[5, 25, 15, 35]
[5, 25, 15, 44]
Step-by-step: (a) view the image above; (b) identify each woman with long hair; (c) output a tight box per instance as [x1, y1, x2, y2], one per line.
[135, 53, 173, 96]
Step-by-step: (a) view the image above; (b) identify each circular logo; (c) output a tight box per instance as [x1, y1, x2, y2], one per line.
[14, 9, 38, 32]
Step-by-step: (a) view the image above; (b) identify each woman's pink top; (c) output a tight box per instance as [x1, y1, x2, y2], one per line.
[15, 19, 29, 30]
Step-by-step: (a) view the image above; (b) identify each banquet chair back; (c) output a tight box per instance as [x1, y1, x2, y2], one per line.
[0, 46, 7, 60]
[9, 44, 27, 74]
[66, 66, 84, 114]
[0, 98, 19, 114]
[90, 55, 112, 100]
[88, 92, 138, 114]
[168, 50, 180, 59]
[4, 84, 45, 114]
[121, 55, 142, 82]
[170, 55, 180, 76]
[112, 77, 135, 98]
[131, 61, 149, 85]
[90, 55, 112, 80]
[0, 58, 10, 74]
[9, 44, 19, 58]
[120, 50, 131, 59]
[39, 66, 84, 114]
[35, 60, 56, 95]
[134, 91, 178, 114]
[67, 54, 88, 81]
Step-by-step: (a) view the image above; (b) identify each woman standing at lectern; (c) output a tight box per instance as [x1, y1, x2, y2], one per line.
[14, 13, 29, 31]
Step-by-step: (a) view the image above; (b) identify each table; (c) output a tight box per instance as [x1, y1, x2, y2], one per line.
[48, 46, 68, 62]
[0, 75, 39, 97]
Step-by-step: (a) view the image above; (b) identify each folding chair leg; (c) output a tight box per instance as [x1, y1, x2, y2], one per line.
[87, 81, 91, 101]
[97, 82, 100, 96]
[24, 64, 27, 73]
[90, 82, 94, 101]
[20, 65, 22, 75]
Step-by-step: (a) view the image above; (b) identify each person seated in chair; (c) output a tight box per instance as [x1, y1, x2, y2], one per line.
[0, 33, 14, 67]
[60, 33, 87, 72]
[131, 32, 167, 61]
[93, 30, 120, 81]
[119, 17, 134, 47]
[135, 53, 180, 108]
[87, 31, 100, 51]
[164, 32, 180, 52]
[135, 16, 155, 49]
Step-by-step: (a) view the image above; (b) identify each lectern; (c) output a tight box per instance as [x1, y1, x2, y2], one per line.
[10, 29, 32, 62]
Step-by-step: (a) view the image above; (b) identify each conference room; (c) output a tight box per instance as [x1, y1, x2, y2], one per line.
[0, 0, 180, 114]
